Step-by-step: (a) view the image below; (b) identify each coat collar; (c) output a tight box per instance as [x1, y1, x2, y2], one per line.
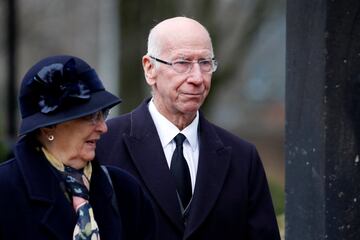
[124, 99, 185, 231]
[124, 99, 232, 237]
[14, 137, 76, 239]
[14, 137, 120, 239]
[184, 116, 232, 238]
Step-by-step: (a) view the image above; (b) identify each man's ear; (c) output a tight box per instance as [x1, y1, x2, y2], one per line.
[142, 55, 157, 86]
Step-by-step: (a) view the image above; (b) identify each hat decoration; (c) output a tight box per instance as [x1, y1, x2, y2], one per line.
[18, 55, 121, 136]
[28, 58, 91, 114]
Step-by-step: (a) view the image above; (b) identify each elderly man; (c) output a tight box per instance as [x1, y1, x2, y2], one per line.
[97, 16, 280, 240]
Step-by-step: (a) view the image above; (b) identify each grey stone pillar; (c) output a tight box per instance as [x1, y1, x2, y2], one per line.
[286, 0, 360, 239]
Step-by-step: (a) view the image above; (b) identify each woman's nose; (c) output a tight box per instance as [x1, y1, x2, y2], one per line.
[96, 119, 108, 133]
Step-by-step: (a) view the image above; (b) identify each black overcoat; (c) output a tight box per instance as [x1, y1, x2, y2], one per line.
[96, 99, 281, 240]
[0, 136, 156, 240]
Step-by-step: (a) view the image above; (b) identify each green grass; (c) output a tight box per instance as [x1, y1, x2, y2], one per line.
[269, 180, 285, 215]
[0, 141, 11, 163]
[269, 180, 285, 239]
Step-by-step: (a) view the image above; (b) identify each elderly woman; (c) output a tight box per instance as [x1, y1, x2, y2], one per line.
[0, 55, 156, 239]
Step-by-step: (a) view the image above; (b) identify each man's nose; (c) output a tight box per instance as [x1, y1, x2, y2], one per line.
[187, 63, 204, 83]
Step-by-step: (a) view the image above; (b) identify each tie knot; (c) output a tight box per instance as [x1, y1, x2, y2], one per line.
[174, 133, 186, 146]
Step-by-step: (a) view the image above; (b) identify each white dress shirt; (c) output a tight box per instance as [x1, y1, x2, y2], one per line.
[148, 100, 199, 193]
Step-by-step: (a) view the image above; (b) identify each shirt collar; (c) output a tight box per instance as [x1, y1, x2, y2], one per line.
[148, 99, 199, 151]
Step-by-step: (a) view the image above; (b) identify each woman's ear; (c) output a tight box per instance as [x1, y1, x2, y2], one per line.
[40, 126, 55, 136]
[142, 55, 157, 86]
[37, 126, 56, 145]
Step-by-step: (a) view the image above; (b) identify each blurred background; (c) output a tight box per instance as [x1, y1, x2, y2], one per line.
[0, 0, 285, 236]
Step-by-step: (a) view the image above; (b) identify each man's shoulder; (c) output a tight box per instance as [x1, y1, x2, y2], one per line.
[106, 100, 150, 130]
[108, 112, 131, 122]
[105, 112, 132, 130]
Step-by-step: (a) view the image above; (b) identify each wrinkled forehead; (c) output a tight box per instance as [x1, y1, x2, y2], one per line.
[159, 32, 213, 57]
[166, 48, 213, 60]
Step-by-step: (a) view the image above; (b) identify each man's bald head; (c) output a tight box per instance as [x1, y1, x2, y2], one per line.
[147, 17, 213, 57]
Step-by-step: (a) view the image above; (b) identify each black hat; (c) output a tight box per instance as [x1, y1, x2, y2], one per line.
[18, 55, 121, 135]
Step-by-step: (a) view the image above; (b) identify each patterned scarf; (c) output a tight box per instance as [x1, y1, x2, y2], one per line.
[42, 147, 100, 240]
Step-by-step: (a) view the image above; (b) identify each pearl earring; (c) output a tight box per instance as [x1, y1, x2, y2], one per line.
[48, 135, 54, 142]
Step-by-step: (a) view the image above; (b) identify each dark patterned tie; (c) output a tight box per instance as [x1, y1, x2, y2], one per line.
[170, 133, 192, 208]
[63, 166, 100, 240]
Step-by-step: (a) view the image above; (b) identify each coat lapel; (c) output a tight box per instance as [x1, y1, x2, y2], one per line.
[15, 138, 75, 239]
[184, 115, 232, 239]
[123, 101, 184, 232]
[15, 138, 122, 239]
[40, 196, 76, 239]
[90, 162, 123, 240]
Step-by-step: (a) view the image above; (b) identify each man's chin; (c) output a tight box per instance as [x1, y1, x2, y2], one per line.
[181, 103, 202, 114]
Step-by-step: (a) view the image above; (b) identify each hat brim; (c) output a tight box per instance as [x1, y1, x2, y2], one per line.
[19, 90, 121, 136]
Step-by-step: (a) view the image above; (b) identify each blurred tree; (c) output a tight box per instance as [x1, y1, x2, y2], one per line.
[6, 0, 17, 141]
[118, 0, 178, 113]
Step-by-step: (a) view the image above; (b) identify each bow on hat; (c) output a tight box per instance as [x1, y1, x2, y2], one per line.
[28, 58, 91, 114]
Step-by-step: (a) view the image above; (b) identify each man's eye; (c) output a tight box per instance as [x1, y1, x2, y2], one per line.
[174, 61, 190, 65]
[200, 60, 211, 65]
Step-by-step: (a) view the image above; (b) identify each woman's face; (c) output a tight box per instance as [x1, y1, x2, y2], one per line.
[41, 111, 108, 169]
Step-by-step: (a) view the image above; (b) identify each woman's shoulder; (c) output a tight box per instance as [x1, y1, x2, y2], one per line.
[0, 158, 24, 198]
[0, 159, 18, 179]
[101, 165, 143, 193]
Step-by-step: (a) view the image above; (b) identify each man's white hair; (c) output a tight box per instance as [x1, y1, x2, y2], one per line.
[146, 27, 162, 57]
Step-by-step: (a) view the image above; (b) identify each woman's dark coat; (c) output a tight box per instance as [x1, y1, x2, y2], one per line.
[0, 137, 156, 240]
